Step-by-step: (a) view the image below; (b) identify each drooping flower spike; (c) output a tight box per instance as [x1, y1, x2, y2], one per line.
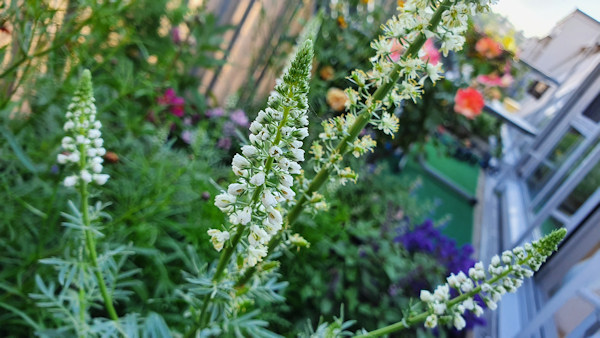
[58, 69, 109, 187]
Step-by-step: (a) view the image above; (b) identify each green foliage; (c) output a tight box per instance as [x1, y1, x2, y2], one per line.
[273, 162, 440, 335]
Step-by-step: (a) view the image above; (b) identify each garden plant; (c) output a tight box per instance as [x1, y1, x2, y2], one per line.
[1, 0, 566, 337]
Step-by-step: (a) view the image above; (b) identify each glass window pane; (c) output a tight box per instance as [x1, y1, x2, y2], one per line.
[558, 159, 600, 215]
[527, 128, 584, 197]
[583, 92, 600, 123]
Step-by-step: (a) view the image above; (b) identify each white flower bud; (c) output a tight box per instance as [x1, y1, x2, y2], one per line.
[88, 129, 101, 139]
[57, 154, 68, 164]
[80, 170, 92, 183]
[241, 145, 258, 157]
[63, 121, 75, 131]
[64, 175, 78, 187]
[232, 154, 251, 168]
[93, 174, 109, 185]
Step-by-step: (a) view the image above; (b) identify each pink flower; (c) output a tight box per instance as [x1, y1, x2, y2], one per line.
[206, 107, 225, 118]
[389, 39, 405, 63]
[454, 87, 485, 119]
[476, 73, 514, 88]
[421, 39, 441, 65]
[158, 88, 185, 117]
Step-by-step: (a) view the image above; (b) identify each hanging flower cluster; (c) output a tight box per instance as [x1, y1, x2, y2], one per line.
[304, 0, 496, 203]
[419, 228, 566, 330]
[57, 69, 109, 187]
[208, 40, 313, 267]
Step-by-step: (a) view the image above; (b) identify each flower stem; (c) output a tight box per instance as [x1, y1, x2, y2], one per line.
[79, 182, 119, 322]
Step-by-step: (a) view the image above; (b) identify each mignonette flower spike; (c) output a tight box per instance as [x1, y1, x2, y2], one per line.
[419, 229, 566, 331]
[58, 69, 109, 187]
[208, 40, 314, 268]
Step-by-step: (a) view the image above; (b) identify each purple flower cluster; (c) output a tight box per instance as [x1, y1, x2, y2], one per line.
[205, 107, 249, 150]
[395, 219, 475, 274]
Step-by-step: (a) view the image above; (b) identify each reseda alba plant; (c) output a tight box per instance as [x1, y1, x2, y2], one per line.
[41, 0, 567, 337]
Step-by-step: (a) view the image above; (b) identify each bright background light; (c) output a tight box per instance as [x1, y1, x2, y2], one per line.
[491, 0, 600, 37]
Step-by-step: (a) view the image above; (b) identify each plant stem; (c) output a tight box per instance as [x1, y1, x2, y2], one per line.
[235, 0, 453, 288]
[79, 182, 119, 322]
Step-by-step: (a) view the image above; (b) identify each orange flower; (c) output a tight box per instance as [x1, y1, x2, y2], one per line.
[454, 87, 485, 119]
[326, 88, 349, 112]
[475, 37, 502, 59]
[337, 16, 347, 29]
[319, 65, 335, 81]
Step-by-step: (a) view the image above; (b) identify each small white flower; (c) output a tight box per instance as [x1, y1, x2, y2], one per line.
[232, 154, 251, 168]
[290, 148, 305, 161]
[93, 174, 109, 185]
[432, 302, 446, 315]
[296, 127, 309, 139]
[207, 229, 230, 252]
[64, 175, 78, 187]
[227, 183, 247, 196]
[420, 290, 434, 303]
[246, 244, 268, 267]
[261, 190, 277, 207]
[96, 147, 106, 156]
[278, 158, 290, 170]
[278, 185, 296, 201]
[215, 193, 236, 211]
[67, 152, 80, 163]
[63, 121, 75, 131]
[80, 170, 92, 183]
[241, 145, 258, 157]
[424, 314, 437, 329]
[280, 174, 293, 187]
[93, 138, 103, 148]
[57, 154, 68, 164]
[232, 165, 249, 177]
[289, 140, 302, 149]
[288, 161, 301, 174]
[229, 206, 252, 225]
[88, 129, 101, 139]
[249, 121, 263, 134]
[87, 148, 97, 157]
[269, 146, 283, 157]
[92, 162, 103, 173]
[250, 172, 266, 186]
[266, 207, 282, 227]
[453, 314, 466, 330]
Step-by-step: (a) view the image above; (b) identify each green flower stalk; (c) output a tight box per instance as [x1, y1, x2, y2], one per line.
[191, 40, 314, 334]
[355, 228, 567, 336]
[57, 69, 118, 322]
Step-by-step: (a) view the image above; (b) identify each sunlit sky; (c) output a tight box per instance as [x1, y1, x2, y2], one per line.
[491, 0, 600, 38]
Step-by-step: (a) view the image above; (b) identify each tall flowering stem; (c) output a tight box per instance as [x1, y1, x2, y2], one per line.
[194, 41, 314, 332]
[355, 229, 567, 336]
[57, 70, 117, 321]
